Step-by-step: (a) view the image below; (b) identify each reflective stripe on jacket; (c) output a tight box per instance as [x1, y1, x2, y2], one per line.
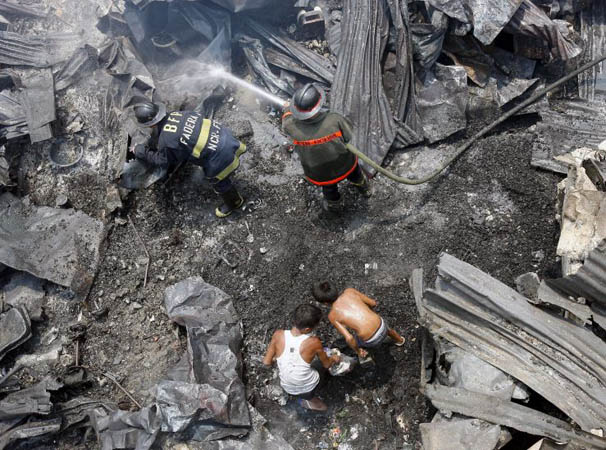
[282, 110, 357, 185]
[134, 111, 246, 181]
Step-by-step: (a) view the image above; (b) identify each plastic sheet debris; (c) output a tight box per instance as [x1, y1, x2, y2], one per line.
[207, 404, 295, 450]
[91, 278, 251, 449]
[162, 277, 249, 438]
[426, 0, 522, 46]
[55, 397, 115, 430]
[162, 277, 250, 439]
[93, 406, 160, 450]
[0, 307, 31, 362]
[118, 159, 167, 190]
[504, 0, 582, 61]
[325, 9, 342, 57]
[326, 348, 357, 376]
[0, 193, 106, 298]
[264, 47, 326, 84]
[386, 0, 422, 147]
[3, 272, 45, 321]
[416, 64, 469, 143]
[410, 3, 448, 74]
[496, 77, 541, 108]
[417, 253, 606, 432]
[21, 68, 55, 143]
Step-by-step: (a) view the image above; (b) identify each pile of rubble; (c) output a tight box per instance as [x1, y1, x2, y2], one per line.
[0, 0, 606, 448]
[414, 140, 606, 449]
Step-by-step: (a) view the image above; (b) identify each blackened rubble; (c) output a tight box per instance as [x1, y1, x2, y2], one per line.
[1, 0, 606, 449]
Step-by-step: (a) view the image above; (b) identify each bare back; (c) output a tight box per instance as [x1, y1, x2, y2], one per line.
[328, 288, 382, 341]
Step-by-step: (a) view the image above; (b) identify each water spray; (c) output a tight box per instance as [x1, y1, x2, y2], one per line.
[209, 67, 286, 107]
[209, 54, 606, 185]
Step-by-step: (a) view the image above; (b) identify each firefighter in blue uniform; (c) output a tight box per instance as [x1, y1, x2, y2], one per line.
[131, 101, 246, 218]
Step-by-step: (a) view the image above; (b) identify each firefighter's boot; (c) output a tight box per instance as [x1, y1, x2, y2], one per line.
[351, 173, 372, 198]
[216, 186, 244, 218]
[322, 195, 343, 213]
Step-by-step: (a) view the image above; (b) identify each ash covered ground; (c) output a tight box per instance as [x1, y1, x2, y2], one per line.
[1, 1, 564, 449]
[19, 96, 559, 450]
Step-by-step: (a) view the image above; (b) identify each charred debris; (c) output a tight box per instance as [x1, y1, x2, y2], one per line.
[0, 0, 606, 449]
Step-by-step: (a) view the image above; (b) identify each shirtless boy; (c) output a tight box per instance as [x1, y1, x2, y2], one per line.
[263, 304, 340, 411]
[311, 281, 405, 359]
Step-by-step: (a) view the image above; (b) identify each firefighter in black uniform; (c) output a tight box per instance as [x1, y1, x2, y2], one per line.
[131, 101, 246, 218]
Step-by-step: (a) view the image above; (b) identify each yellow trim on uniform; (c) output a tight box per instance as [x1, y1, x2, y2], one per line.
[192, 119, 212, 158]
[215, 142, 247, 180]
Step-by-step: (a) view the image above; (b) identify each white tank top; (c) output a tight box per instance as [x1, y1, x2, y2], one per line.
[276, 330, 320, 395]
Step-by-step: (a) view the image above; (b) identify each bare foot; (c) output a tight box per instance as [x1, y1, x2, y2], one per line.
[299, 397, 327, 411]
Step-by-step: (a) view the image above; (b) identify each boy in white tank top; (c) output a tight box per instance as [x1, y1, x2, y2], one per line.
[263, 304, 340, 411]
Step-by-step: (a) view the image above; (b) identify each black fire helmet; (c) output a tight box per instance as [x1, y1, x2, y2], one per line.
[291, 83, 325, 120]
[134, 101, 167, 127]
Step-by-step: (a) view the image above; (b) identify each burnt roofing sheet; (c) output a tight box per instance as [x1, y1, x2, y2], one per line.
[548, 244, 606, 309]
[418, 253, 606, 432]
[425, 384, 606, 448]
[579, 0, 606, 101]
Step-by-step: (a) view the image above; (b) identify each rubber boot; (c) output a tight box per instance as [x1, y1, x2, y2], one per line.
[351, 173, 372, 198]
[322, 195, 343, 213]
[215, 187, 244, 218]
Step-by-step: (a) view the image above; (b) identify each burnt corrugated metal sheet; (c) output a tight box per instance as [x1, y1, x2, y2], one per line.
[531, 103, 606, 174]
[424, 384, 606, 449]
[418, 253, 606, 432]
[548, 245, 606, 308]
[579, 0, 606, 101]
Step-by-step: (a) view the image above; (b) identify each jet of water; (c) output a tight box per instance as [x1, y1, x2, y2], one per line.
[209, 67, 287, 108]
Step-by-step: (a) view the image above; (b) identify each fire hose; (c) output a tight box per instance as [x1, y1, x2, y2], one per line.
[342, 54, 606, 185]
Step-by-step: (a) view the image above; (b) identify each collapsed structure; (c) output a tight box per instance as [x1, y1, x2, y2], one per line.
[1, 0, 606, 448]
[414, 132, 606, 448]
